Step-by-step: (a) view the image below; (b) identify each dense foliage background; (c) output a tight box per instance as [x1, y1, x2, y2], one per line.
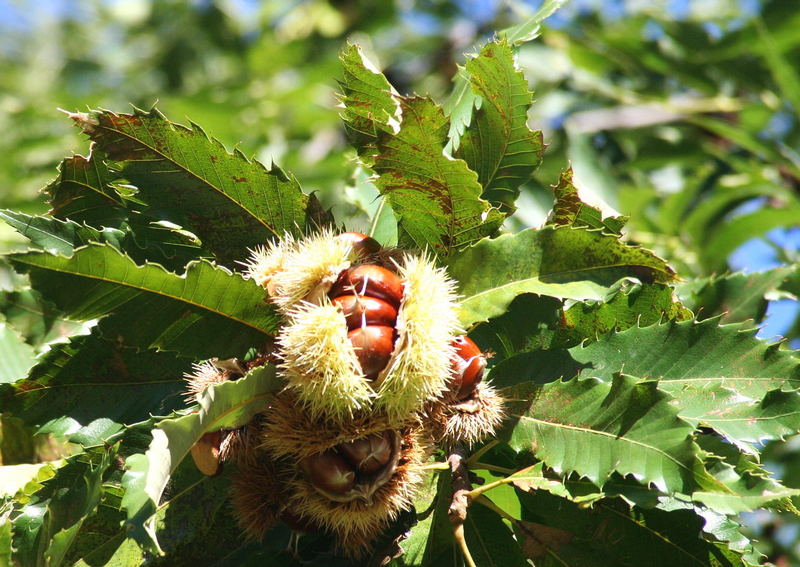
[3, 0, 800, 564]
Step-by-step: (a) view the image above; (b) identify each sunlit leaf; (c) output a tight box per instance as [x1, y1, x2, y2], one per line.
[8, 243, 280, 358]
[448, 226, 676, 326]
[68, 108, 324, 266]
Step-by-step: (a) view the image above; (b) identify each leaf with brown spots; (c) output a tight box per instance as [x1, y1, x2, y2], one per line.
[339, 47, 504, 256]
[372, 96, 505, 256]
[455, 40, 544, 212]
[547, 168, 627, 234]
[67, 107, 325, 266]
[448, 225, 676, 327]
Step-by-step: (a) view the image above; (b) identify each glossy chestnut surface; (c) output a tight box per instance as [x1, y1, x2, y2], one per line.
[329, 264, 404, 307]
[449, 336, 486, 400]
[338, 432, 393, 475]
[336, 232, 382, 257]
[332, 294, 398, 329]
[299, 449, 356, 495]
[348, 325, 396, 380]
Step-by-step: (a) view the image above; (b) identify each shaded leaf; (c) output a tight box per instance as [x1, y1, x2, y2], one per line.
[120, 365, 283, 551]
[463, 502, 528, 567]
[44, 151, 127, 228]
[515, 490, 747, 567]
[0, 322, 36, 384]
[455, 40, 544, 211]
[11, 446, 116, 567]
[469, 295, 561, 362]
[0, 329, 190, 433]
[0, 287, 86, 348]
[68, 108, 322, 266]
[448, 226, 676, 327]
[675, 268, 792, 325]
[8, 243, 280, 358]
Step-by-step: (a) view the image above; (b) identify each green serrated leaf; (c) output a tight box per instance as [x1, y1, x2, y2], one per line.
[676, 267, 792, 325]
[555, 281, 692, 348]
[0, 329, 190, 433]
[68, 108, 323, 266]
[571, 319, 800, 448]
[338, 44, 401, 164]
[454, 40, 544, 212]
[692, 435, 800, 514]
[8, 243, 280, 358]
[0, 209, 125, 256]
[444, 0, 567, 144]
[11, 446, 116, 567]
[547, 168, 627, 234]
[120, 364, 283, 552]
[373, 96, 504, 256]
[448, 226, 676, 327]
[515, 491, 747, 566]
[0, 209, 204, 274]
[44, 152, 127, 229]
[498, 374, 705, 494]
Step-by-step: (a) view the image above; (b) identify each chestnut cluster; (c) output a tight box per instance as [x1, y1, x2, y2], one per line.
[184, 230, 504, 559]
[328, 257, 403, 382]
[299, 431, 397, 501]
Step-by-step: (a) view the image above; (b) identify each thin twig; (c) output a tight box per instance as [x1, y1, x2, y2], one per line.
[448, 445, 476, 567]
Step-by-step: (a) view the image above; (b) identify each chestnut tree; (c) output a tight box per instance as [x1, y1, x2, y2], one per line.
[1, 7, 798, 567]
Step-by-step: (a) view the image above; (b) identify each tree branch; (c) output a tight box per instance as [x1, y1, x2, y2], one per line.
[448, 445, 476, 567]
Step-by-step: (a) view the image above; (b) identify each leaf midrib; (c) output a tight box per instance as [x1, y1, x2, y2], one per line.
[15, 252, 274, 334]
[98, 118, 281, 238]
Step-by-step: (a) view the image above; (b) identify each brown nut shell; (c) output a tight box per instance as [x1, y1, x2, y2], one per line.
[330, 265, 404, 307]
[299, 449, 357, 495]
[332, 295, 398, 329]
[190, 430, 223, 476]
[348, 325, 396, 380]
[450, 336, 487, 400]
[338, 432, 394, 475]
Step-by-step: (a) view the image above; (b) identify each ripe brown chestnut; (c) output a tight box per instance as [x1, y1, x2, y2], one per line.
[332, 295, 398, 329]
[449, 336, 487, 400]
[329, 264, 404, 307]
[299, 449, 356, 495]
[338, 432, 394, 475]
[348, 325, 396, 380]
[336, 232, 381, 257]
